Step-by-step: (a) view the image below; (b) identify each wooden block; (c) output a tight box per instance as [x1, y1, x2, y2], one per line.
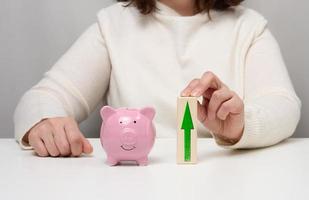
[177, 96, 198, 164]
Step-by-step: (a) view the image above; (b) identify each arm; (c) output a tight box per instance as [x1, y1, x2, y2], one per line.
[227, 29, 301, 148]
[14, 23, 111, 150]
[181, 28, 301, 149]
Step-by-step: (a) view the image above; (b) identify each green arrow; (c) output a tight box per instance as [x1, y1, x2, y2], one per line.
[181, 102, 194, 161]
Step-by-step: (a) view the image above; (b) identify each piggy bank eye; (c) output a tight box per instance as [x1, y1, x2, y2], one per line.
[120, 121, 123, 124]
[133, 120, 137, 124]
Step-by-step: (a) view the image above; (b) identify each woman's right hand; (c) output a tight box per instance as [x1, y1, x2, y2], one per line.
[24, 117, 93, 157]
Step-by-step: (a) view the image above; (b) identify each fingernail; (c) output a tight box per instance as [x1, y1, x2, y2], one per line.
[191, 90, 199, 96]
[181, 91, 187, 96]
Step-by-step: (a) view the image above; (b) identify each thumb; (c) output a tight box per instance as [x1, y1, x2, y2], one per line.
[82, 137, 93, 154]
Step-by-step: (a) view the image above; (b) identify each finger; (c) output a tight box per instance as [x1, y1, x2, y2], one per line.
[197, 98, 208, 123]
[40, 131, 60, 157]
[181, 79, 200, 96]
[217, 94, 243, 120]
[203, 88, 216, 100]
[29, 131, 49, 157]
[53, 126, 71, 157]
[65, 121, 83, 157]
[82, 137, 93, 154]
[191, 72, 221, 97]
[207, 88, 233, 120]
[197, 101, 205, 122]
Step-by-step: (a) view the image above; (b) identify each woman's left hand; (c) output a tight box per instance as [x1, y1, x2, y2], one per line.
[181, 71, 244, 144]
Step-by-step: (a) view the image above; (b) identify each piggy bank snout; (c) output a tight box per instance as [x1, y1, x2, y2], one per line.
[121, 128, 137, 145]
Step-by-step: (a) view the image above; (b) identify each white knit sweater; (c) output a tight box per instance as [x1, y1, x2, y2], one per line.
[14, 2, 301, 149]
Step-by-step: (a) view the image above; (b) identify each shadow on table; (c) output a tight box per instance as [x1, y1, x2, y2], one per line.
[98, 156, 164, 167]
[29, 151, 95, 158]
[198, 138, 302, 163]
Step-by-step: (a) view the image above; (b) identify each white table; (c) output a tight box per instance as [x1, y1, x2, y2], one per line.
[0, 138, 308, 200]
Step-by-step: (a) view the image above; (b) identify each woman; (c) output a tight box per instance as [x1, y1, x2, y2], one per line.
[14, 0, 301, 157]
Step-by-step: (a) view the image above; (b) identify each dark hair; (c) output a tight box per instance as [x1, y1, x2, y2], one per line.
[117, 0, 244, 15]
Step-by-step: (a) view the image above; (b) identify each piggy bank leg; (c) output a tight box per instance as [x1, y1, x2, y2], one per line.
[137, 157, 148, 166]
[106, 156, 118, 166]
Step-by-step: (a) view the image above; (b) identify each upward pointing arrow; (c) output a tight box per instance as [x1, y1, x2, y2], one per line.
[181, 102, 194, 161]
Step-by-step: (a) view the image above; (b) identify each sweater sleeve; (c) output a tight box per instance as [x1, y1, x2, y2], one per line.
[220, 28, 301, 149]
[13, 22, 111, 149]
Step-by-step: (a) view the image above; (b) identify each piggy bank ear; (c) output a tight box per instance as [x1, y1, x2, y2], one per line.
[100, 106, 116, 120]
[140, 107, 156, 120]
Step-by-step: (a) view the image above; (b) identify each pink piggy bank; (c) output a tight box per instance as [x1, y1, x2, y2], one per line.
[100, 106, 156, 166]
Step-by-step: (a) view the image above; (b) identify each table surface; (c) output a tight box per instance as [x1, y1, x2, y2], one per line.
[0, 138, 308, 200]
